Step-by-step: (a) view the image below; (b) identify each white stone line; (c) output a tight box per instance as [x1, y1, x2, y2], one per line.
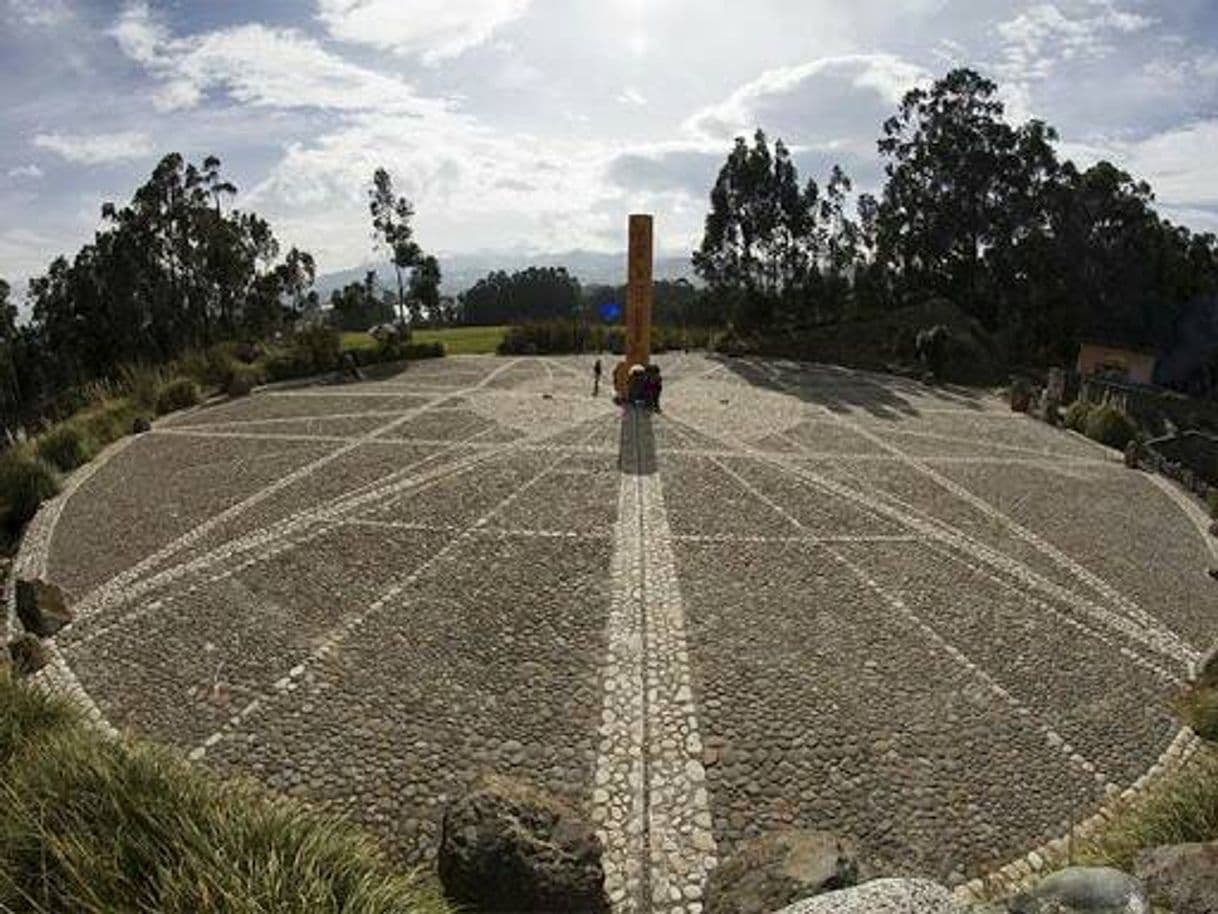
[822, 407, 1198, 664]
[188, 419, 609, 761]
[701, 444, 1117, 792]
[73, 360, 524, 618]
[156, 428, 356, 444]
[669, 410, 1194, 668]
[169, 409, 415, 429]
[868, 426, 1117, 462]
[593, 411, 716, 914]
[64, 422, 535, 640]
[671, 533, 920, 545]
[342, 518, 611, 540]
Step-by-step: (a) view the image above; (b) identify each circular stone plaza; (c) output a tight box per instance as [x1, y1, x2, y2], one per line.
[18, 353, 1216, 910]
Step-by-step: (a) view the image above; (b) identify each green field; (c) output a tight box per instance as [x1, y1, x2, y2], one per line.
[341, 326, 507, 356]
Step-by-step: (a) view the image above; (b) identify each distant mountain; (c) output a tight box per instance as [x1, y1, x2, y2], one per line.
[313, 248, 696, 300]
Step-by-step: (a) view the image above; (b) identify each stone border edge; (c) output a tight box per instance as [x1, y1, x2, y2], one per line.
[955, 418, 1207, 903]
[1, 399, 224, 737]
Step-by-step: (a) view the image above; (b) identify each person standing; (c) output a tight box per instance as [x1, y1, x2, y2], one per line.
[593, 358, 602, 397]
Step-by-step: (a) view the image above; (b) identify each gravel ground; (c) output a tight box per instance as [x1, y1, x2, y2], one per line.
[38, 353, 1214, 899]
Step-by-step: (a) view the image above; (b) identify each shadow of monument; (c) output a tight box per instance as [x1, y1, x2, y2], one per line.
[707, 354, 990, 421]
[618, 406, 658, 476]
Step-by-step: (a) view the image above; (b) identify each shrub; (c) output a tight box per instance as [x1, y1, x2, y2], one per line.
[224, 364, 262, 397]
[1082, 745, 1218, 871]
[1175, 684, 1218, 742]
[34, 424, 93, 473]
[83, 399, 138, 444]
[114, 363, 169, 411]
[1083, 402, 1138, 450]
[1064, 399, 1094, 432]
[293, 323, 342, 373]
[1208, 488, 1218, 520]
[402, 341, 445, 360]
[0, 677, 450, 914]
[154, 377, 201, 416]
[0, 450, 59, 536]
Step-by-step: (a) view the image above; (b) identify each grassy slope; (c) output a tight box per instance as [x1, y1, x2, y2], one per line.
[341, 326, 507, 356]
[0, 674, 450, 914]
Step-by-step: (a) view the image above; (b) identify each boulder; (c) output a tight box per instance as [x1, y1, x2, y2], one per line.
[1009, 866, 1148, 914]
[132, 416, 152, 434]
[772, 878, 962, 914]
[1010, 385, 1033, 413]
[8, 634, 48, 676]
[707, 829, 869, 914]
[15, 578, 73, 637]
[1134, 841, 1218, 913]
[438, 775, 607, 914]
[1124, 441, 1140, 470]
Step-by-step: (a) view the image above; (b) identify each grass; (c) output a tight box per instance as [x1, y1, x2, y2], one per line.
[1081, 744, 1218, 872]
[0, 673, 451, 914]
[155, 377, 202, 416]
[341, 326, 507, 356]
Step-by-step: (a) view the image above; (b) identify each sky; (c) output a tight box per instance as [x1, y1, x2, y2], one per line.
[2, 0, 1217, 293]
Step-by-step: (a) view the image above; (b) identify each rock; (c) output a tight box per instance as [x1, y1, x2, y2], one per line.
[15, 578, 73, 637]
[1209, 520, 1218, 539]
[8, 634, 48, 676]
[1124, 441, 1140, 470]
[706, 829, 869, 914]
[1197, 644, 1218, 688]
[772, 878, 962, 913]
[1010, 866, 1148, 914]
[226, 373, 256, 397]
[1209, 569, 1218, 583]
[437, 775, 607, 914]
[132, 416, 152, 434]
[1134, 841, 1218, 912]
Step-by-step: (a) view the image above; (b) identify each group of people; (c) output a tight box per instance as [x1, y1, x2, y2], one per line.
[593, 358, 663, 411]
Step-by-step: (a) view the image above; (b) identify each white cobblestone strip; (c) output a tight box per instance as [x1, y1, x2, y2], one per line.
[669, 410, 1193, 669]
[858, 426, 1119, 463]
[343, 518, 611, 540]
[74, 359, 524, 617]
[672, 533, 919, 545]
[594, 410, 716, 914]
[700, 443, 1118, 791]
[822, 408, 1197, 664]
[188, 419, 610, 761]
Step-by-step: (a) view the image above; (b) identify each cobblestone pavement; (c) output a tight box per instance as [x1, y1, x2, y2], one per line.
[39, 353, 1214, 911]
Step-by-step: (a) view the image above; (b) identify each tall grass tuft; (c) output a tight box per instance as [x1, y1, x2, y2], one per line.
[1083, 746, 1218, 871]
[155, 378, 202, 416]
[34, 424, 94, 473]
[0, 675, 450, 914]
[0, 450, 59, 537]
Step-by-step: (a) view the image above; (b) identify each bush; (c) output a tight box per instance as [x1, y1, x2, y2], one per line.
[1208, 488, 1218, 520]
[1083, 402, 1138, 450]
[1083, 745, 1218, 871]
[74, 399, 139, 447]
[0, 451, 59, 536]
[293, 323, 341, 373]
[114, 363, 170, 411]
[0, 677, 450, 914]
[1064, 399, 1094, 432]
[154, 377, 201, 416]
[34, 424, 93, 473]
[401, 341, 445, 360]
[224, 363, 262, 397]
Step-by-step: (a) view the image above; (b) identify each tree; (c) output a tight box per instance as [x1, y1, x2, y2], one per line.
[369, 168, 420, 327]
[459, 267, 580, 325]
[276, 247, 316, 320]
[330, 270, 394, 331]
[408, 254, 442, 325]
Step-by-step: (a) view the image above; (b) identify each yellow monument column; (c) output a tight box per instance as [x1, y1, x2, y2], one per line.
[626, 213, 653, 366]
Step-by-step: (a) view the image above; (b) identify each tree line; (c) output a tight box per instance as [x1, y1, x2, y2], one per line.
[693, 68, 1218, 370]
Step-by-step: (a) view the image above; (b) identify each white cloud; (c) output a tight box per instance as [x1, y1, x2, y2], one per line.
[33, 131, 152, 164]
[109, 2, 449, 116]
[1078, 120, 1218, 209]
[617, 88, 647, 106]
[316, 0, 531, 63]
[684, 54, 930, 143]
[996, 2, 1154, 82]
[6, 164, 44, 179]
[5, 0, 71, 27]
